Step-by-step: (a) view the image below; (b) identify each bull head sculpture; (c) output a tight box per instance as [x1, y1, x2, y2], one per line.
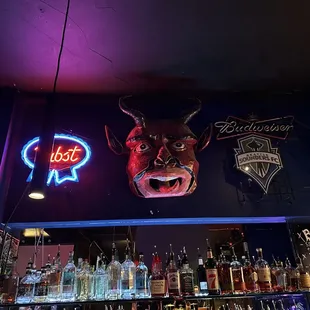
[105, 96, 212, 198]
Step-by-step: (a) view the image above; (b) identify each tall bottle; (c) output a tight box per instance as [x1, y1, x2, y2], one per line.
[255, 248, 272, 292]
[120, 239, 136, 299]
[230, 247, 246, 294]
[2, 257, 19, 304]
[136, 253, 149, 298]
[166, 244, 180, 296]
[242, 243, 258, 293]
[47, 245, 62, 301]
[76, 259, 91, 301]
[150, 247, 167, 297]
[94, 255, 107, 300]
[16, 259, 35, 304]
[217, 247, 233, 294]
[106, 243, 121, 300]
[205, 239, 220, 295]
[61, 251, 76, 301]
[33, 267, 48, 303]
[288, 258, 300, 291]
[274, 258, 288, 292]
[180, 246, 194, 296]
[196, 248, 208, 295]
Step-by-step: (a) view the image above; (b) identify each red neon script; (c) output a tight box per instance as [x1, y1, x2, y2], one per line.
[34, 146, 82, 163]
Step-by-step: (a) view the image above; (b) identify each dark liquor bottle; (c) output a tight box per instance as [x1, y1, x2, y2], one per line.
[217, 247, 233, 294]
[197, 248, 208, 294]
[177, 254, 182, 270]
[150, 248, 167, 297]
[167, 244, 180, 296]
[205, 239, 220, 295]
[230, 247, 246, 294]
[242, 242, 258, 293]
[255, 248, 272, 292]
[180, 246, 194, 296]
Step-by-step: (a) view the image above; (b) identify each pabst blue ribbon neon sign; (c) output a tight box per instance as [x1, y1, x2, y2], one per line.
[21, 134, 91, 185]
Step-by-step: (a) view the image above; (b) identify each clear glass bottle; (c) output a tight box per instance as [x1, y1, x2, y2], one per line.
[289, 258, 301, 292]
[61, 251, 76, 301]
[180, 246, 194, 296]
[75, 257, 83, 298]
[88, 265, 95, 300]
[94, 255, 107, 300]
[217, 247, 233, 294]
[274, 258, 288, 292]
[196, 248, 208, 295]
[1, 257, 19, 304]
[230, 247, 246, 294]
[149, 247, 167, 297]
[106, 243, 121, 300]
[16, 259, 35, 304]
[167, 244, 180, 296]
[120, 240, 136, 299]
[76, 260, 91, 301]
[48, 245, 63, 301]
[205, 239, 220, 295]
[255, 248, 272, 292]
[33, 267, 48, 302]
[45, 254, 52, 276]
[242, 243, 258, 293]
[136, 253, 149, 298]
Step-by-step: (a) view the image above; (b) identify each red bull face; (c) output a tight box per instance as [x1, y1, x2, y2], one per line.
[105, 96, 212, 198]
[126, 120, 199, 198]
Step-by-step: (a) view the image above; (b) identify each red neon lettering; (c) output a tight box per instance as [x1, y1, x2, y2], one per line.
[34, 146, 82, 163]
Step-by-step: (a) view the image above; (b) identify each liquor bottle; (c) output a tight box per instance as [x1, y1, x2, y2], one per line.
[75, 257, 84, 298]
[177, 254, 182, 270]
[205, 239, 220, 295]
[217, 247, 233, 294]
[16, 259, 35, 304]
[255, 248, 272, 292]
[288, 258, 300, 291]
[167, 244, 180, 296]
[149, 248, 167, 297]
[45, 254, 52, 276]
[61, 251, 76, 301]
[270, 255, 278, 290]
[120, 239, 136, 299]
[242, 243, 258, 293]
[180, 246, 194, 296]
[76, 259, 91, 301]
[136, 253, 149, 298]
[196, 248, 208, 295]
[88, 265, 95, 300]
[106, 243, 121, 300]
[274, 258, 288, 292]
[296, 256, 310, 291]
[284, 256, 294, 291]
[33, 267, 48, 302]
[230, 247, 246, 294]
[94, 255, 107, 300]
[1, 257, 19, 304]
[47, 251, 62, 301]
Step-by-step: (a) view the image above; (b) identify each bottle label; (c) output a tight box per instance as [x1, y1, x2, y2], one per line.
[168, 272, 179, 290]
[180, 273, 194, 293]
[17, 284, 33, 298]
[300, 274, 310, 288]
[199, 281, 208, 290]
[206, 269, 219, 290]
[150, 280, 166, 295]
[198, 258, 204, 265]
[207, 250, 213, 259]
[136, 274, 147, 290]
[34, 283, 48, 297]
[257, 268, 271, 282]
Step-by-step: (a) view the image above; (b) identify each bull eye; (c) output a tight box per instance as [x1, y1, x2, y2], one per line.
[135, 142, 151, 153]
[171, 141, 186, 151]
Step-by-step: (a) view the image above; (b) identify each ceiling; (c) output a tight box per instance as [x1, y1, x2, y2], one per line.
[1, 0, 310, 94]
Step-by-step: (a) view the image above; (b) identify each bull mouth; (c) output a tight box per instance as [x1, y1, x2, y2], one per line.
[149, 176, 183, 193]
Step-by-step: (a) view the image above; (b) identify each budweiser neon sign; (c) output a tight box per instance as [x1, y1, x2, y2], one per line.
[21, 134, 91, 185]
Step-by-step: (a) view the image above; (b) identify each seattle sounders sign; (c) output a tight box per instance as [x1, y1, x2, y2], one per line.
[214, 116, 294, 193]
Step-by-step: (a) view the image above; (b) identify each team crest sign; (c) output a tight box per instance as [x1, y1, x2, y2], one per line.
[215, 115, 294, 193]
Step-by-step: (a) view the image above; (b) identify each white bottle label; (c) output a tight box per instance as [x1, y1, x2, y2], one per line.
[151, 280, 166, 294]
[200, 281, 208, 290]
[257, 268, 271, 282]
[168, 272, 179, 290]
[206, 269, 219, 290]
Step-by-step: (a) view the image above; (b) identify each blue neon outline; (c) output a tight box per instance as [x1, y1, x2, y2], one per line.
[7, 216, 287, 229]
[21, 133, 91, 186]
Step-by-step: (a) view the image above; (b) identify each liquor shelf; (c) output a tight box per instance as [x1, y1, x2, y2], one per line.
[1, 292, 307, 309]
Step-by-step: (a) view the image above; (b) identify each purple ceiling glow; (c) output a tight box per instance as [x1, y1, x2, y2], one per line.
[1, 0, 310, 93]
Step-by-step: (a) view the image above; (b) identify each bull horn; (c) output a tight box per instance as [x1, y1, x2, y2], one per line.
[181, 98, 202, 124]
[119, 95, 146, 127]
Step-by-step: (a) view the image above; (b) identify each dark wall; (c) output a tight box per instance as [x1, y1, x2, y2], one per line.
[3, 93, 310, 223]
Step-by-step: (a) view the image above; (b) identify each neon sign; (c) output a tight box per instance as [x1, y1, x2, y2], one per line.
[21, 134, 91, 186]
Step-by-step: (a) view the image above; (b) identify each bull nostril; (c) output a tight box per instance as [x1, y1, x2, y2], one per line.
[154, 158, 165, 166]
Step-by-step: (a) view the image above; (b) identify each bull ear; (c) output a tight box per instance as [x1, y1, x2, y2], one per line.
[105, 125, 124, 155]
[196, 124, 213, 152]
